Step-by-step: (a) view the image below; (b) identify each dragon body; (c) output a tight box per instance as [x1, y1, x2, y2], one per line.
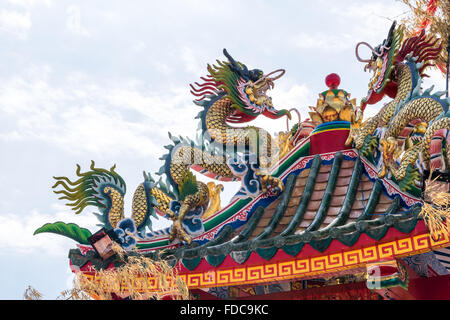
[52, 49, 291, 245]
[382, 116, 450, 181]
[349, 22, 449, 188]
[348, 62, 414, 149]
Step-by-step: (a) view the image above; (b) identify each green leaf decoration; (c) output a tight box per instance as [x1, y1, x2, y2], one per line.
[178, 171, 198, 201]
[290, 123, 299, 136]
[33, 222, 92, 245]
[396, 164, 421, 194]
[360, 134, 379, 161]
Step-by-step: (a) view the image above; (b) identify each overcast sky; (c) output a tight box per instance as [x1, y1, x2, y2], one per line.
[0, 0, 446, 299]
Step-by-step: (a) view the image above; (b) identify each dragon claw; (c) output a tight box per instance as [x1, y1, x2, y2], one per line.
[167, 209, 192, 245]
[380, 137, 399, 178]
[378, 164, 387, 178]
[255, 170, 284, 195]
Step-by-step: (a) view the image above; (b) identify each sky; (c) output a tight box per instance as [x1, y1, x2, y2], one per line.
[0, 0, 446, 299]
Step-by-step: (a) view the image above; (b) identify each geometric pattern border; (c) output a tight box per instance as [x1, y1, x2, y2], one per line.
[179, 231, 450, 289]
[77, 231, 450, 293]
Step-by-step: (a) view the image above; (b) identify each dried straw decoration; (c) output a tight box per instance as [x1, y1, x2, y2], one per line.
[24, 242, 190, 300]
[420, 172, 450, 241]
[23, 286, 43, 300]
[73, 243, 190, 300]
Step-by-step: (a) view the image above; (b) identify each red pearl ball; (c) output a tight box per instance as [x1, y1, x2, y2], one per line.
[325, 73, 340, 89]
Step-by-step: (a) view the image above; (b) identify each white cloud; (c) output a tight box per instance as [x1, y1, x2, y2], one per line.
[153, 61, 173, 75]
[0, 204, 99, 256]
[180, 46, 205, 76]
[290, 1, 407, 52]
[0, 68, 201, 158]
[421, 67, 447, 92]
[0, 9, 31, 38]
[7, 0, 53, 8]
[290, 32, 353, 51]
[330, 1, 407, 43]
[271, 81, 313, 120]
[66, 5, 89, 37]
[132, 40, 146, 52]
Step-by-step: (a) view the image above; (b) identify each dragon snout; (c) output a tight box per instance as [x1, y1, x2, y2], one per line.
[364, 60, 376, 73]
[285, 110, 292, 120]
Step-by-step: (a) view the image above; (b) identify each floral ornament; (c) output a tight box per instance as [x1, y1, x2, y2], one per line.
[114, 218, 138, 250]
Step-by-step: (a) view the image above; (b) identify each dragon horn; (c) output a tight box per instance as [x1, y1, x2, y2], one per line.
[385, 20, 396, 47]
[355, 42, 378, 62]
[223, 48, 237, 67]
[223, 48, 249, 75]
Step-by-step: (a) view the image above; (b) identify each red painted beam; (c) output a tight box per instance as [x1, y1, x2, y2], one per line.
[236, 281, 380, 300]
[406, 273, 450, 300]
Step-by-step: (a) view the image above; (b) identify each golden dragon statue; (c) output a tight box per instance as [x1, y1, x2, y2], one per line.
[347, 21, 449, 189]
[49, 49, 292, 246]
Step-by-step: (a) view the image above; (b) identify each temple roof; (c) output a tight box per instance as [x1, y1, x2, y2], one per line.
[69, 150, 424, 274]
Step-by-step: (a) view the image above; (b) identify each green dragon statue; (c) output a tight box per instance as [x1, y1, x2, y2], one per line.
[347, 21, 449, 189]
[47, 49, 291, 246]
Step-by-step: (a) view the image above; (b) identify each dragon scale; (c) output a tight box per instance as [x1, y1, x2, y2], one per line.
[169, 145, 234, 183]
[386, 117, 450, 181]
[383, 97, 444, 142]
[353, 63, 413, 149]
[205, 97, 276, 169]
[103, 186, 125, 228]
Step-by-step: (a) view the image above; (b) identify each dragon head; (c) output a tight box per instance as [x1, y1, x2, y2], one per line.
[356, 21, 443, 110]
[190, 49, 291, 123]
[355, 21, 404, 109]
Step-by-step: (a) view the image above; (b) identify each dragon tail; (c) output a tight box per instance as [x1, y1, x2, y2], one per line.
[52, 161, 171, 232]
[52, 160, 126, 229]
